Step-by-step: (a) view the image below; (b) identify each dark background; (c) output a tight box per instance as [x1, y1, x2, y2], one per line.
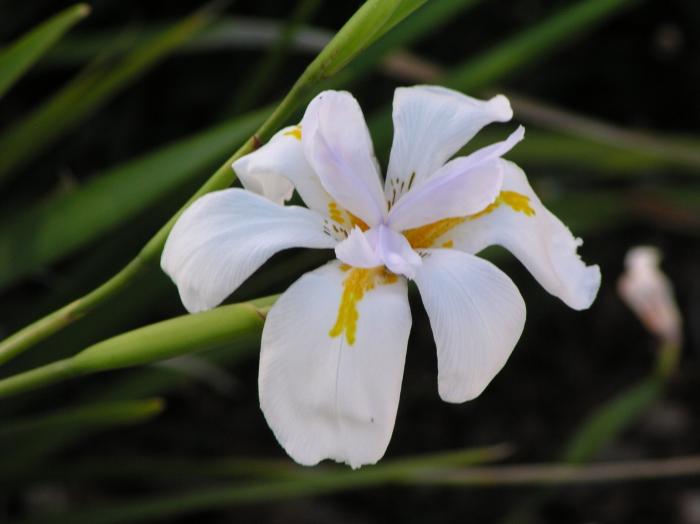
[1, 0, 699, 522]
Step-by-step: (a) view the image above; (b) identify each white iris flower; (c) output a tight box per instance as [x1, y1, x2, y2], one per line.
[161, 86, 601, 469]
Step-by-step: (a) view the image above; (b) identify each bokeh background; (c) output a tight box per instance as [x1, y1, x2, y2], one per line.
[1, 0, 699, 522]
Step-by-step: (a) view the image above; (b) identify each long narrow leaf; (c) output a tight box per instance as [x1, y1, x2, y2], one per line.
[0, 108, 266, 291]
[0, 4, 90, 99]
[370, 0, 641, 149]
[0, 3, 224, 185]
[14, 445, 509, 524]
[444, 0, 640, 92]
[46, 17, 333, 67]
[0, 398, 164, 441]
[230, 0, 323, 113]
[0, 398, 164, 477]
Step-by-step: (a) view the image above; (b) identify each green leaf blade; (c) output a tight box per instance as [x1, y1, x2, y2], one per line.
[0, 108, 266, 291]
[0, 3, 90, 99]
[0, 3, 223, 186]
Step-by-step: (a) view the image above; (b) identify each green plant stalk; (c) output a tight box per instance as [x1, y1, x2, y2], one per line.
[0, 107, 268, 291]
[230, 0, 323, 113]
[0, 398, 165, 476]
[370, 0, 640, 150]
[503, 92, 700, 172]
[9, 444, 511, 484]
[17, 454, 700, 524]
[328, 0, 482, 90]
[565, 338, 683, 464]
[16, 445, 510, 524]
[45, 17, 330, 66]
[0, 3, 224, 185]
[0, 296, 277, 399]
[0, 0, 427, 366]
[500, 337, 683, 524]
[0, 4, 90, 98]
[444, 0, 640, 92]
[0, 398, 164, 440]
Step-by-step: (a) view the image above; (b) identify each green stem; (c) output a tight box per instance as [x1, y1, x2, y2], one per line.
[11, 444, 512, 483]
[500, 333, 684, 524]
[229, 0, 323, 113]
[16, 453, 700, 523]
[0, 399, 165, 475]
[0, 297, 276, 399]
[16, 444, 509, 524]
[0, 255, 146, 365]
[0, 0, 427, 366]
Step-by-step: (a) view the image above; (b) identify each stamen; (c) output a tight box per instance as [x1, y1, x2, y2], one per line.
[327, 201, 368, 231]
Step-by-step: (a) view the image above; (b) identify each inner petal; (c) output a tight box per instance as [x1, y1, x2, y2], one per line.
[334, 225, 423, 280]
[403, 190, 536, 249]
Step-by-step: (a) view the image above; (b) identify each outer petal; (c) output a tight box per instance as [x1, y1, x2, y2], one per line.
[446, 160, 601, 310]
[232, 125, 333, 214]
[301, 90, 387, 226]
[161, 188, 336, 313]
[260, 261, 411, 468]
[414, 249, 526, 403]
[460, 126, 524, 169]
[387, 159, 503, 231]
[385, 85, 512, 202]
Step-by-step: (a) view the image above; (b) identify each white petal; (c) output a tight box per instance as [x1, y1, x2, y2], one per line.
[385, 85, 512, 202]
[260, 261, 411, 468]
[414, 249, 526, 403]
[387, 159, 503, 231]
[301, 90, 387, 226]
[334, 226, 383, 268]
[447, 160, 601, 310]
[375, 225, 422, 279]
[461, 126, 524, 169]
[335, 225, 422, 279]
[161, 188, 336, 313]
[232, 125, 333, 214]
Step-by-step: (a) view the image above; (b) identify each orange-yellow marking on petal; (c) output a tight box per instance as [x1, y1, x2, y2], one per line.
[468, 200, 500, 221]
[403, 191, 535, 249]
[499, 190, 535, 216]
[348, 212, 369, 232]
[404, 217, 467, 249]
[471, 191, 535, 220]
[328, 202, 345, 224]
[283, 126, 302, 140]
[328, 202, 369, 231]
[329, 267, 397, 345]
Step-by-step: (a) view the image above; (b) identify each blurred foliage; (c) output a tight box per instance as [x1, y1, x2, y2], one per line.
[0, 3, 89, 99]
[0, 0, 699, 522]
